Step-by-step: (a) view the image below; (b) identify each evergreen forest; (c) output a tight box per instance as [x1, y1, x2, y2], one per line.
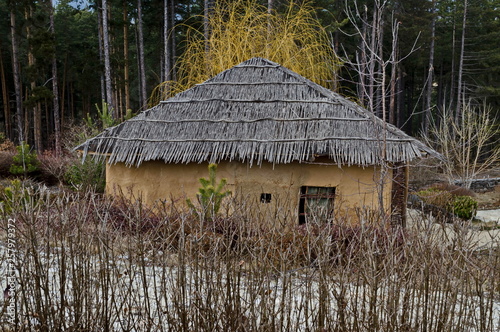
[1, 0, 499, 152]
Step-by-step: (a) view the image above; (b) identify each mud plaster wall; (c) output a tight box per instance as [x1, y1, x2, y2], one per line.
[106, 159, 393, 225]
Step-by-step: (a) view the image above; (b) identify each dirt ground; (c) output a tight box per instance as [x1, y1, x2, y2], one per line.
[409, 161, 500, 209]
[474, 184, 500, 209]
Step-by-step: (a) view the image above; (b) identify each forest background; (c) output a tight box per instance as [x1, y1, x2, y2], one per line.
[1, 0, 499, 154]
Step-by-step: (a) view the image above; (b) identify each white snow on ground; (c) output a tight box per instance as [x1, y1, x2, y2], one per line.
[476, 209, 500, 224]
[407, 209, 500, 249]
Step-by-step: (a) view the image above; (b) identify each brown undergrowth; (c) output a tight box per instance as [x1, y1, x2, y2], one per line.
[0, 188, 498, 331]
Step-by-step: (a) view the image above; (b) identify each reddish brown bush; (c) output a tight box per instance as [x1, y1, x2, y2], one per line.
[429, 182, 476, 197]
[0, 151, 14, 177]
[38, 150, 74, 185]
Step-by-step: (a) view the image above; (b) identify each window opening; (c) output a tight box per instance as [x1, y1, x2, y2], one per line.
[260, 193, 272, 203]
[299, 186, 335, 224]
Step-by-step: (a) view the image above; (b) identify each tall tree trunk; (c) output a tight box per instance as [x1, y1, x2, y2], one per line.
[61, 54, 68, 130]
[97, 7, 106, 107]
[123, 1, 130, 113]
[397, 67, 405, 129]
[376, 12, 384, 118]
[163, 0, 171, 83]
[101, 0, 115, 118]
[423, 0, 436, 135]
[389, 50, 397, 125]
[48, 0, 61, 156]
[137, 0, 147, 108]
[358, 8, 368, 107]
[455, 0, 467, 120]
[26, 6, 42, 152]
[170, 0, 177, 81]
[10, 7, 23, 143]
[447, 6, 457, 111]
[204, 0, 213, 63]
[367, 4, 378, 113]
[0, 45, 12, 140]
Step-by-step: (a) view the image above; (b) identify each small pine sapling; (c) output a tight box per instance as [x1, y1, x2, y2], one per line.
[187, 163, 231, 221]
[9, 142, 39, 178]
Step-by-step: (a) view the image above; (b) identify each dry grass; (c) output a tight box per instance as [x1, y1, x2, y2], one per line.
[0, 187, 499, 331]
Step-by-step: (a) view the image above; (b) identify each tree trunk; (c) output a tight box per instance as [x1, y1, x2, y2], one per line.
[376, 12, 384, 118]
[204, 0, 213, 62]
[367, 4, 378, 114]
[123, 0, 130, 113]
[26, 6, 42, 152]
[170, 0, 177, 81]
[10, 6, 23, 143]
[423, 0, 436, 135]
[61, 53, 68, 130]
[163, 0, 171, 83]
[358, 8, 368, 107]
[101, 0, 115, 118]
[455, 0, 467, 120]
[97, 7, 106, 108]
[389, 50, 397, 125]
[0, 45, 12, 140]
[137, 0, 147, 108]
[49, 0, 61, 156]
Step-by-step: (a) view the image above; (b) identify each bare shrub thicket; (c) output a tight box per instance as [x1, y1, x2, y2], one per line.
[0, 189, 499, 331]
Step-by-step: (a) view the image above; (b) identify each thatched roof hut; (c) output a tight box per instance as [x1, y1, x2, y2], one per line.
[77, 57, 436, 167]
[77, 57, 438, 226]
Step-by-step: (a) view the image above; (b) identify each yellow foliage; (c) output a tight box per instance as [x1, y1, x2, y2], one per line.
[150, 0, 340, 106]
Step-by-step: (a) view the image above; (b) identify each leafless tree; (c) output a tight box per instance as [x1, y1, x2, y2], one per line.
[137, 0, 147, 108]
[123, 0, 131, 115]
[101, 0, 115, 118]
[455, 0, 468, 120]
[340, 0, 419, 224]
[424, 100, 500, 189]
[422, 0, 436, 135]
[48, 0, 61, 156]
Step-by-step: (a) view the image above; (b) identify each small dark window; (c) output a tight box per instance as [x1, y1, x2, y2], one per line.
[299, 186, 335, 224]
[260, 193, 272, 203]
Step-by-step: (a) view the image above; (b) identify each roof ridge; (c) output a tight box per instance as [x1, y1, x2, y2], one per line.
[75, 57, 440, 166]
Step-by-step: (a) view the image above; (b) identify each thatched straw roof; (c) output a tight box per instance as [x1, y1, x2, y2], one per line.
[77, 57, 438, 167]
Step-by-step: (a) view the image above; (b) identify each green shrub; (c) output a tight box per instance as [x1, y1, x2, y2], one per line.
[452, 196, 478, 220]
[0, 179, 40, 215]
[187, 163, 231, 221]
[64, 158, 105, 192]
[9, 142, 39, 177]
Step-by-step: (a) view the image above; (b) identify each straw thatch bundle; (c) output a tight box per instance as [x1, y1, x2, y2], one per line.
[76, 58, 437, 167]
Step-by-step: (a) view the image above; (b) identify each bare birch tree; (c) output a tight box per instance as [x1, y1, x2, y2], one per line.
[455, 0, 467, 120]
[48, 0, 61, 156]
[101, 0, 115, 118]
[422, 0, 436, 135]
[137, 0, 147, 108]
[340, 0, 418, 225]
[424, 100, 500, 189]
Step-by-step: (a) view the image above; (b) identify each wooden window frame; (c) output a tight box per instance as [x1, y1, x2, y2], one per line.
[298, 186, 336, 224]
